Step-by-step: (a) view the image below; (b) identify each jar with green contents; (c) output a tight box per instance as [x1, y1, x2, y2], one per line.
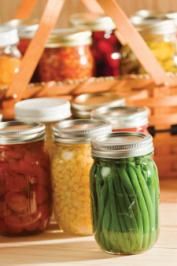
[90, 132, 159, 254]
[51, 119, 111, 235]
[120, 20, 177, 74]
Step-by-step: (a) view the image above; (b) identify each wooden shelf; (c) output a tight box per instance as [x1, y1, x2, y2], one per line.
[0, 179, 177, 266]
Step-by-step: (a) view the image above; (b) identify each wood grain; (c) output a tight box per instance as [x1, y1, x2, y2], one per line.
[0, 0, 177, 25]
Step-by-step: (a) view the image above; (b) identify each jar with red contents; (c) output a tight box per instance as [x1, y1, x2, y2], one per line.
[38, 28, 94, 82]
[5, 18, 39, 82]
[70, 13, 121, 77]
[0, 121, 52, 236]
[91, 106, 149, 133]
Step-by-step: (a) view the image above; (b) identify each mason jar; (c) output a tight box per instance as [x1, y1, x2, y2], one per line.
[72, 92, 125, 119]
[0, 26, 21, 89]
[70, 13, 121, 77]
[15, 98, 71, 157]
[0, 121, 51, 236]
[120, 20, 177, 74]
[38, 28, 94, 82]
[90, 132, 160, 254]
[4, 18, 39, 83]
[51, 119, 111, 235]
[91, 106, 149, 133]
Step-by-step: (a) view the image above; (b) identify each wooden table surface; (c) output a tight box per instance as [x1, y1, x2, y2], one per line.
[0, 179, 177, 266]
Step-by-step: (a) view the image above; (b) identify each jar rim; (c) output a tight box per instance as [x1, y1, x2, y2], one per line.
[91, 106, 149, 129]
[46, 28, 92, 48]
[0, 121, 45, 144]
[0, 26, 19, 47]
[70, 13, 116, 31]
[72, 92, 125, 118]
[92, 132, 153, 159]
[53, 119, 112, 144]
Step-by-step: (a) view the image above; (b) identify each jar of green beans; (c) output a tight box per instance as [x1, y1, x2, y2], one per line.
[90, 132, 159, 254]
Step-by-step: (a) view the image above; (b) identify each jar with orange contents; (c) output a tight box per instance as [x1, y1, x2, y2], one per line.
[91, 106, 150, 134]
[0, 26, 21, 89]
[38, 28, 94, 82]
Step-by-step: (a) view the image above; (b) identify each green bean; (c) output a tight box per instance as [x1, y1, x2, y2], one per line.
[126, 165, 150, 249]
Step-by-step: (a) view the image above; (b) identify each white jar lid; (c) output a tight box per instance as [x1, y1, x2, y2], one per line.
[15, 98, 71, 123]
[0, 26, 19, 47]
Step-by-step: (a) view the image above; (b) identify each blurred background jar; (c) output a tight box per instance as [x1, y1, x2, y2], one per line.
[120, 19, 177, 74]
[0, 122, 51, 236]
[38, 28, 94, 82]
[51, 119, 111, 235]
[0, 26, 21, 89]
[5, 18, 39, 82]
[70, 13, 121, 77]
[91, 106, 149, 133]
[71, 92, 125, 119]
[15, 98, 71, 157]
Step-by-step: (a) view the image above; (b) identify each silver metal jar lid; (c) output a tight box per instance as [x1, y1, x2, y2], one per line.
[0, 121, 45, 144]
[92, 132, 154, 159]
[70, 13, 116, 31]
[5, 18, 39, 39]
[139, 19, 176, 36]
[72, 92, 125, 119]
[0, 26, 19, 47]
[53, 119, 112, 144]
[46, 28, 92, 48]
[91, 106, 149, 129]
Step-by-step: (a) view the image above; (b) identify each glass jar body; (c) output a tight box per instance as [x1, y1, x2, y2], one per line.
[0, 140, 52, 236]
[120, 31, 177, 74]
[0, 45, 21, 87]
[38, 44, 94, 82]
[92, 30, 121, 77]
[90, 154, 159, 254]
[51, 142, 93, 235]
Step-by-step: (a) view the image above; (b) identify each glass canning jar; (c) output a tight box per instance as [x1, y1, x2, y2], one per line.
[0, 26, 21, 89]
[15, 98, 71, 157]
[91, 106, 149, 133]
[38, 28, 94, 82]
[70, 13, 121, 77]
[91, 132, 160, 254]
[51, 119, 111, 235]
[0, 121, 52, 236]
[120, 20, 177, 74]
[71, 92, 125, 119]
[5, 18, 39, 83]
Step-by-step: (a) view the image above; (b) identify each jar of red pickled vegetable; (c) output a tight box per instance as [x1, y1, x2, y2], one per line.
[0, 121, 52, 236]
[91, 106, 149, 133]
[38, 28, 94, 82]
[0, 26, 21, 89]
[70, 13, 121, 77]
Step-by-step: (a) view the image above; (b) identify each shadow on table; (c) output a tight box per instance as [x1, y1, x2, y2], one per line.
[0, 237, 117, 264]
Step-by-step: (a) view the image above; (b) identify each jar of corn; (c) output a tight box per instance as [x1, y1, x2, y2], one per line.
[51, 119, 111, 235]
[120, 20, 177, 74]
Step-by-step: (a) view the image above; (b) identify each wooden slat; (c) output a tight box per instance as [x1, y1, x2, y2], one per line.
[15, 0, 37, 19]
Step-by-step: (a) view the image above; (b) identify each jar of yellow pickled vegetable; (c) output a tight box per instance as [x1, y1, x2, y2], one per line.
[120, 20, 177, 74]
[0, 26, 21, 89]
[51, 119, 111, 235]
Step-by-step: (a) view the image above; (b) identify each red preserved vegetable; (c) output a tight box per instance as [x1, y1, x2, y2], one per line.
[38, 28, 94, 82]
[0, 122, 52, 236]
[70, 13, 121, 77]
